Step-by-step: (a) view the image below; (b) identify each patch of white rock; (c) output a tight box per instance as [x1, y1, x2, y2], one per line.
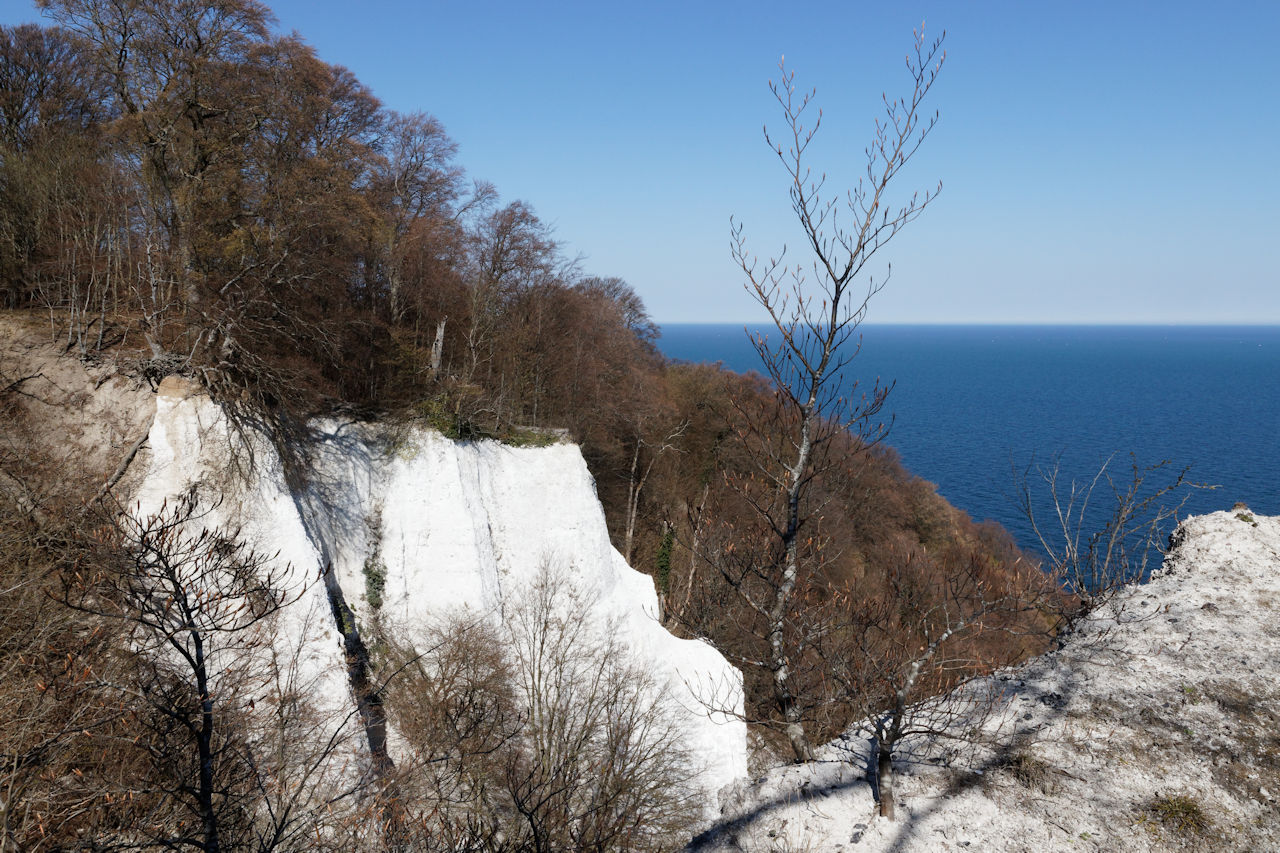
[133, 378, 747, 810]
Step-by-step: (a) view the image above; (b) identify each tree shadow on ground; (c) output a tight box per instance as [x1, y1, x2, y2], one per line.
[685, 632, 1113, 851]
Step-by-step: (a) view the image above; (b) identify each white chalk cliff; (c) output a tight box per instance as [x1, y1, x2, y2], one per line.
[133, 378, 747, 808]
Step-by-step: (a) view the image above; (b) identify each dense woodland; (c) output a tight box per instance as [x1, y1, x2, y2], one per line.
[0, 3, 1067, 849]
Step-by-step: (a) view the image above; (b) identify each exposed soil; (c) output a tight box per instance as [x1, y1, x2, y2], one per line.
[1, 312, 155, 504]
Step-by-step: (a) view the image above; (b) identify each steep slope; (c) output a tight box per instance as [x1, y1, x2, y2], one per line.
[0, 318, 154, 499]
[694, 509, 1280, 852]
[134, 379, 748, 808]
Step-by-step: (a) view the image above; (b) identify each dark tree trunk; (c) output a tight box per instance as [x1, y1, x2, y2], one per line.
[193, 635, 220, 852]
[877, 741, 895, 820]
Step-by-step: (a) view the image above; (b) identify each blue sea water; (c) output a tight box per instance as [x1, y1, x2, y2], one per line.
[658, 324, 1280, 555]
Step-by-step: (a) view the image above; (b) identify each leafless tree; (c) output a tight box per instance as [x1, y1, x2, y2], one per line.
[718, 28, 945, 762]
[374, 110, 464, 325]
[381, 564, 703, 852]
[828, 540, 1055, 818]
[621, 420, 686, 566]
[0, 494, 144, 850]
[0, 23, 98, 153]
[38, 0, 274, 307]
[58, 491, 308, 852]
[463, 201, 563, 386]
[502, 566, 703, 852]
[574, 276, 660, 344]
[1015, 452, 1208, 614]
[378, 616, 519, 852]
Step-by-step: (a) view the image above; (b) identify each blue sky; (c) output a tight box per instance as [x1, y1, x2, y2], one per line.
[7, 0, 1278, 323]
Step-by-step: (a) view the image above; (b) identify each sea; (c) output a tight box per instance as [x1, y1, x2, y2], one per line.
[658, 324, 1280, 558]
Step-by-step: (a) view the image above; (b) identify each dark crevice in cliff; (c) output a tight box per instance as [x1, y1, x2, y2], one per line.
[276, 442, 396, 782]
[321, 562, 394, 776]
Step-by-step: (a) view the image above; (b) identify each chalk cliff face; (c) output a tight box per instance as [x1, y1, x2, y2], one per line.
[134, 379, 747, 805]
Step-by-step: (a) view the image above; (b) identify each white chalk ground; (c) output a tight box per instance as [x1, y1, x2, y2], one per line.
[692, 509, 1280, 852]
[133, 387, 747, 809]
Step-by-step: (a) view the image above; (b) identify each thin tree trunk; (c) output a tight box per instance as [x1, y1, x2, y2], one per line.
[193, 635, 220, 853]
[623, 440, 642, 564]
[430, 317, 446, 376]
[877, 741, 895, 820]
[774, 415, 816, 763]
[676, 484, 710, 626]
[87, 430, 149, 508]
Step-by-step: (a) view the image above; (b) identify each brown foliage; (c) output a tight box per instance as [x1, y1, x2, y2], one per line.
[626, 365, 1060, 759]
[0, 494, 155, 848]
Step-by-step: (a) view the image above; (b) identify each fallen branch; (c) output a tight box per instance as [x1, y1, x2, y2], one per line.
[87, 428, 150, 508]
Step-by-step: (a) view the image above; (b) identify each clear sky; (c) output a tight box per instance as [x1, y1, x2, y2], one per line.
[7, 0, 1278, 324]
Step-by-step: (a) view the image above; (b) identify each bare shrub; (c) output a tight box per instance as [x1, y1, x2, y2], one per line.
[1016, 452, 1210, 613]
[830, 541, 1058, 818]
[381, 564, 704, 852]
[53, 491, 358, 852]
[997, 750, 1057, 795]
[379, 616, 519, 850]
[0, 484, 148, 847]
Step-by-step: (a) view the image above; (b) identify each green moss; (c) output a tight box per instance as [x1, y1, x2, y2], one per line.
[412, 397, 483, 442]
[655, 529, 674, 595]
[363, 554, 387, 611]
[502, 426, 562, 448]
[407, 397, 565, 447]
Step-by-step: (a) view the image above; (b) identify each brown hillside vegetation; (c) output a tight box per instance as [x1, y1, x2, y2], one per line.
[1, 3, 1063, 848]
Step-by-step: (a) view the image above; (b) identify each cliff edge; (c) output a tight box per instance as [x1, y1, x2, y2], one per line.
[695, 509, 1280, 852]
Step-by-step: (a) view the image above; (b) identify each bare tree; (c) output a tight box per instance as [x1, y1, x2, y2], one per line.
[38, 0, 274, 308]
[377, 616, 519, 852]
[463, 200, 562, 386]
[0, 493, 145, 850]
[621, 420, 686, 566]
[0, 23, 98, 153]
[59, 492, 306, 852]
[718, 28, 945, 762]
[574, 276, 660, 344]
[381, 564, 703, 852]
[1015, 452, 1207, 614]
[828, 539, 1055, 818]
[501, 566, 702, 852]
